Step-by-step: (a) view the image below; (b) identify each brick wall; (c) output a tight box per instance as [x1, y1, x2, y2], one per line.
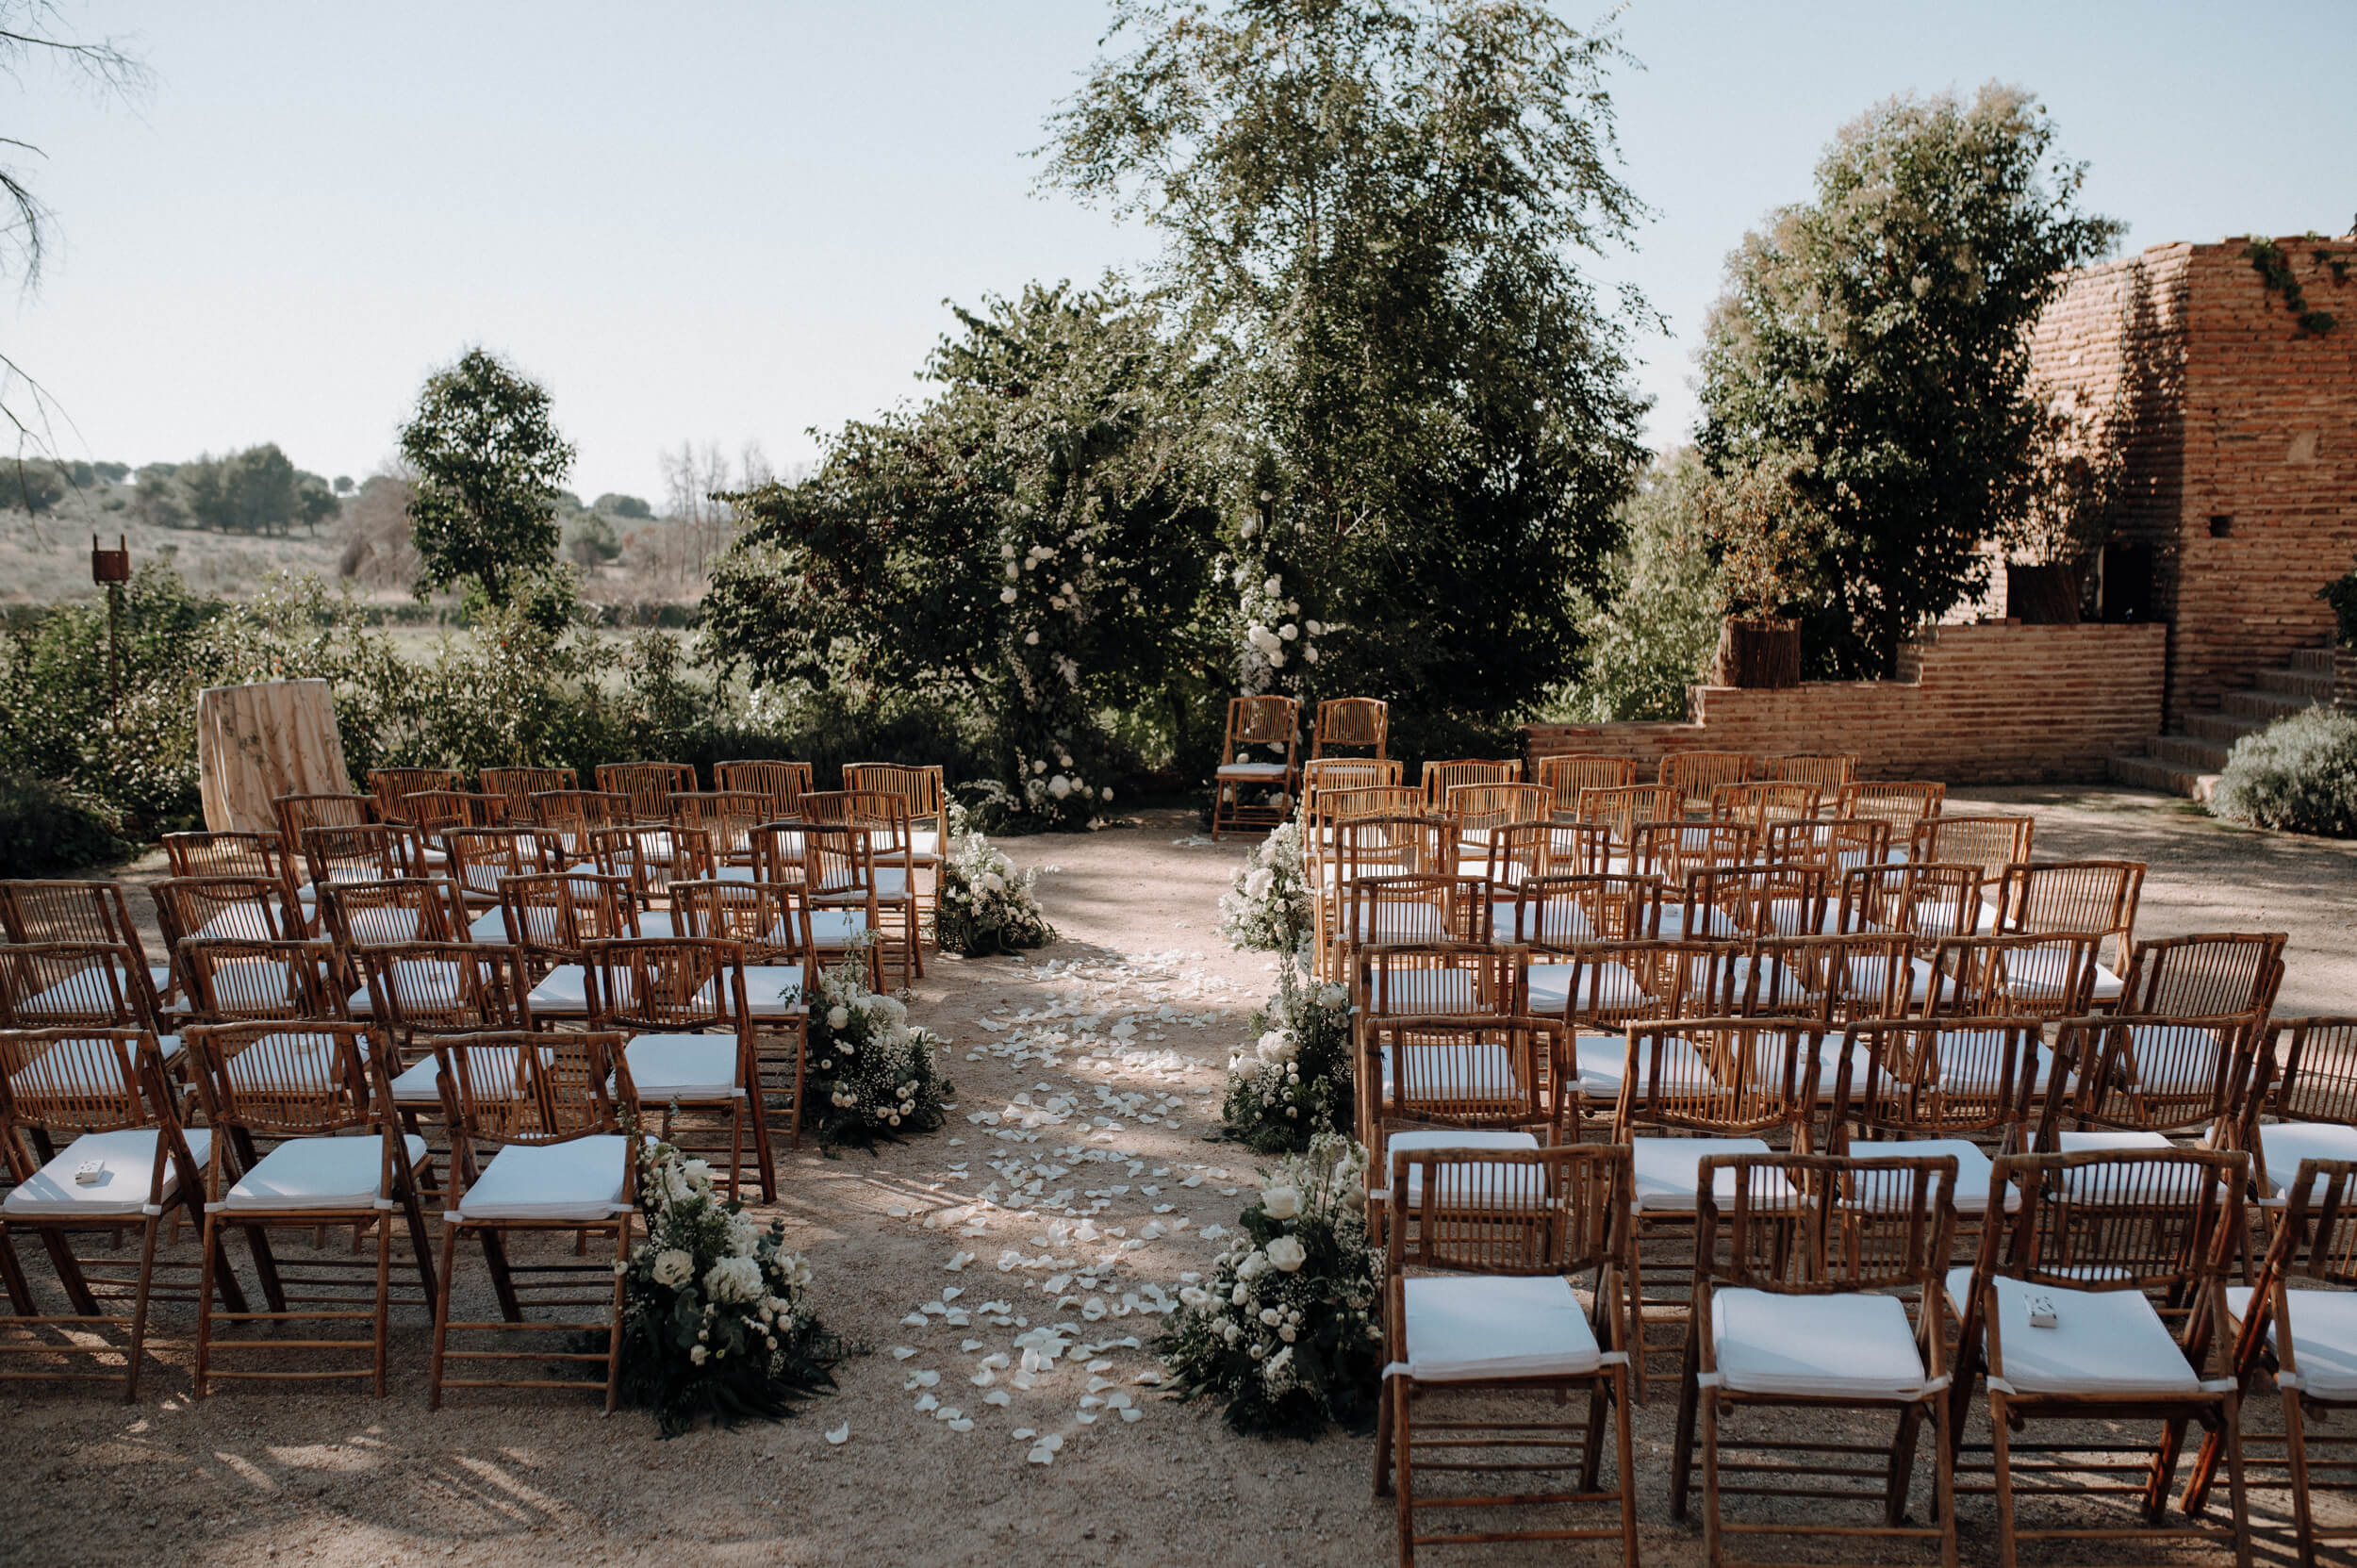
[1525, 621, 2166, 784]
[2028, 238, 2357, 728]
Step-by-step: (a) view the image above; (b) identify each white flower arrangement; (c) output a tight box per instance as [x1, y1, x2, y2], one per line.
[1221, 956, 1353, 1152]
[934, 806, 1057, 956]
[802, 951, 953, 1147]
[1216, 817, 1313, 954]
[959, 749, 1108, 833]
[618, 1137, 835, 1434]
[1157, 1133, 1382, 1436]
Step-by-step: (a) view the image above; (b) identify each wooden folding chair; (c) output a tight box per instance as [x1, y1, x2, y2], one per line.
[1759, 817, 1892, 882]
[2119, 933, 2287, 1021]
[595, 762, 699, 824]
[297, 824, 426, 916]
[1734, 931, 1919, 1024]
[1836, 862, 1985, 956]
[162, 829, 293, 886]
[1443, 783, 1552, 874]
[526, 789, 633, 860]
[2238, 1016, 2357, 1214]
[1675, 863, 1827, 943]
[1707, 781, 1821, 831]
[1418, 758, 1521, 811]
[0, 1027, 240, 1398]
[800, 790, 923, 980]
[668, 790, 768, 872]
[1837, 781, 1947, 827]
[441, 827, 564, 920]
[184, 1020, 437, 1397]
[179, 938, 346, 1026]
[477, 766, 576, 825]
[1535, 754, 1640, 814]
[318, 878, 470, 962]
[672, 879, 816, 1147]
[1628, 821, 1755, 886]
[1330, 874, 1491, 989]
[1673, 1152, 1960, 1568]
[1311, 696, 1388, 758]
[1211, 695, 1301, 838]
[1570, 784, 1681, 855]
[0, 881, 164, 1018]
[0, 943, 163, 1043]
[1919, 932, 2101, 1021]
[1759, 752, 1857, 791]
[368, 767, 463, 825]
[1948, 1148, 2251, 1568]
[716, 759, 813, 819]
[1996, 859, 2145, 1013]
[1353, 949, 1532, 1122]
[274, 790, 375, 849]
[2037, 1011, 2266, 1158]
[1910, 815, 2036, 885]
[429, 1030, 638, 1411]
[1476, 821, 1609, 895]
[841, 763, 950, 913]
[1376, 1144, 1640, 1568]
[352, 941, 536, 1155]
[1503, 873, 1664, 955]
[584, 937, 775, 1202]
[1302, 760, 1403, 834]
[149, 875, 302, 988]
[496, 873, 642, 1014]
[1362, 1013, 1566, 1199]
[1659, 751, 1755, 816]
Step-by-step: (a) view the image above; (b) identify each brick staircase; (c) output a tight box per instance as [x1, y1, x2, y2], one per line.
[2109, 644, 2339, 801]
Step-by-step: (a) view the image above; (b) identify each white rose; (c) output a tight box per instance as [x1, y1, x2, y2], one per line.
[977, 871, 1004, 894]
[1260, 1183, 1301, 1220]
[680, 1159, 714, 1188]
[1316, 982, 1346, 1008]
[1263, 574, 1281, 596]
[1305, 619, 1324, 635]
[1024, 631, 1039, 645]
[1031, 759, 1047, 774]
[1048, 775, 1072, 800]
[651, 1248, 693, 1288]
[1100, 787, 1113, 801]
[1235, 1250, 1268, 1280]
[1277, 623, 1297, 641]
[1265, 1235, 1307, 1273]
[828, 1005, 850, 1031]
[1268, 651, 1286, 668]
[689, 1345, 708, 1366]
[1244, 867, 1274, 900]
[727, 1213, 763, 1258]
[1239, 518, 1258, 536]
[704, 1254, 765, 1304]
[1302, 647, 1318, 664]
[1001, 542, 1016, 559]
[1000, 587, 1016, 603]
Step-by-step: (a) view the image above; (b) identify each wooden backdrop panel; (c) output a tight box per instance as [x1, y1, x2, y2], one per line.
[197, 679, 354, 833]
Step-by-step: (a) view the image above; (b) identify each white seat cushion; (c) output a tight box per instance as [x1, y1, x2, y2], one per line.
[471, 908, 673, 941]
[3, 1129, 211, 1218]
[223, 1133, 428, 1213]
[222, 1032, 371, 1093]
[456, 1135, 635, 1222]
[1350, 906, 1448, 944]
[2052, 1131, 2217, 1202]
[525, 965, 591, 1015]
[1371, 1130, 1541, 1204]
[1658, 906, 1738, 941]
[1846, 1137, 2012, 1213]
[2255, 1121, 2357, 1198]
[1216, 762, 1289, 781]
[1363, 971, 1479, 1015]
[811, 909, 869, 948]
[1574, 1036, 1710, 1101]
[1976, 1276, 2200, 1396]
[741, 965, 808, 1017]
[1527, 961, 1645, 1016]
[624, 1034, 744, 1100]
[1734, 955, 1811, 1010]
[1376, 1041, 1519, 1103]
[387, 1044, 550, 1106]
[2225, 1286, 2357, 1400]
[1492, 900, 1592, 946]
[1628, 1135, 1780, 1212]
[1712, 1287, 1931, 1398]
[2007, 948, 2124, 1002]
[1396, 1274, 1602, 1380]
[346, 956, 467, 1018]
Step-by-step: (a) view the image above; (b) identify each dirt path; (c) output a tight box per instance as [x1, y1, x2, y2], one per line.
[1, 793, 2349, 1564]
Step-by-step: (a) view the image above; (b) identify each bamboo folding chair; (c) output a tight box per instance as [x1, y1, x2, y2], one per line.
[748, 824, 877, 982]
[1828, 1016, 2050, 1242]
[1836, 781, 1947, 827]
[1759, 752, 1858, 791]
[297, 824, 426, 914]
[150, 873, 300, 955]
[1909, 815, 2036, 887]
[1419, 758, 1521, 811]
[1734, 931, 1919, 1024]
[2118, 932, 2288, 1021]
[1534, 939, 1747, 1064]
[319, 878, 470, 969]
[1331, 875, 1491, 990]
[477, 767, 575, 824]
[1477, 822, 1612, 900]
[595, 762, 699, 824]
[800, 790, 924, 978]
[716, 759, 814, 819]
[404, 790, 508, 844]
[1672, 1152, 1961, 1568]
[1947, 1148, 2252, 1568]
[429, 1031, 638, 1411]
[1707, 781, 1821, 831]
[0, 1028, 239, 1398]
[1836, 862, 1984, 951]
[496, 873, 642, 1014]
[1611, 1017, 1823, 1396]
[793, 821, 901, 990]
[1628, 821, 1755, 887]
[668, 790, 770, 872]
[1314, 787, 1428, 868]
[588, 824, 717, 914]
[1760, 817, 1893, 883]
[1353, 950, 1532, 1131]
[841, 762, 950, 883]
[2037, 1011, 2266, 1159]
[671, 879, 816, 1147]
[1570, 784, 1682, 853]
[442, 827, 564, 921]
[352, 941, 536, 1147]
[1659, 751, 1755, 816]
[1362, 1013, 1564, 1190]
[1675, 863, 1827, 943]
[1916, 931, 2097, 1021]
[1319, 816, 1457, 975]
[368, 767, 463, 825]
[1996, 858, 2145, 1010]
[179, 939, 346, 1026]
[1310, 696, 1388, 758]
[584, 937, 775, 1202]
[0, 944, 163, 1044]
[184, 1020, 437, 1398]
[1301, 759, 1404, 834]
[1535, 754, 1641, 814]
[1211, 695, 1300, 839]
[1502, 873, 1664, 954]
[1443, 783, 1552, 874]
[162, 829, 293, 886]
[275, 789, 375, 846]
[526, 790, 632, 860]
[0, 880, 163, 1015]
[1375, 1144, 1640, 1568]
[2238, 1017, 2357, 1213]
[2186, 1156, 2357, 1561]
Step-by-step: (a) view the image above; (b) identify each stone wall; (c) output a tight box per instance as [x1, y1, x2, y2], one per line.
[1525, 622, 2167, 784]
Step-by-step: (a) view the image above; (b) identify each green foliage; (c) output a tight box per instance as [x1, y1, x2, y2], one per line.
[1221, 960, 1352, 1154]
[167, 444, 339, 536]
[1697, 84, 2122, 677]
[2323, 569, 2357, 649]
[0, 772, 124, 875]
[1558, 448, 1724, 721]
[2244, 237, 2347, 337]
[566, 511, 623, 566]
[5, 459, 64, 514]
[2210, 707, 2357, 839]
[400, 347, 578, 610]
[801, 953, 954, 1151]
[1045, 0, 1649, 758]
[595, 492, 654, 520]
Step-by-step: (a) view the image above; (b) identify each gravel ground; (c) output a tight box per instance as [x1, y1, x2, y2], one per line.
[0, 791, 2349, 1566]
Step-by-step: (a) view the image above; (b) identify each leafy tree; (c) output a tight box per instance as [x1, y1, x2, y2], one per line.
[594, 492, 653, 520]
[398, 348, 577, 611]
[92, 461, 129, 484]
[1558, 449, 1724, 721]
[332, 474, 354, 495]
[5, 459, 63, 514]
[1044, 0, 1651, 754]
[566, 511, 622, 566]
[1696, 84, 2122, 677]
[703, 282, 1223, 814]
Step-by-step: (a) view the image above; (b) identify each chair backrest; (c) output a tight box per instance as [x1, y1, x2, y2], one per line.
[796, 822, 878, 906]
[1695, 1153, 1955, 1302]
[1830, 1016, 2048, 1150]
[1758, 753, 1858, 791]
[353, 941, 531, 1038]
[0, 942, 148, 1031]
[671, 879, 817, 967]
[1385, 1145, 1630, 1282]
[1760, 817, 1892, 877]
[319, 877, 469, 950]
[1370, 1014, 1561, 1132]
[1224, 694, 1299, 755]
[1679, 863, 1826, 941]
[1570, 784, 1681, 849]
[497, 873, 640, 968]
[2267, 1159, 2357, 1292]
[1320, 784, 1426, 826]
[1420, 758, 1520, 809]
[841, 763, 949, 843]
[274, 791, 375, 850]
[1340, 875, 1492, 951]
[1481, 820, 1610, 886]
[1332, 815, 1452, 883]
[298, 822, 422, 892]
[716, 759, 814, 818]
[435, 1030, 635, 1148]
[0, 879, 145, 953]
[1628, 820, 1755, 882]
[1976, 1149, 2242, 1327]
[2266, 1016, 2357, 1127]
[186, 1019, 378, 1138]
[584, 936, 749, 1034]
[1534, 754, 1640, 810]
[747, 820, 811, 887]
[1358, 943, 1529, 1021]
[478, 766, 576, 823]
[1509, 874, 1664, 952]
[2043, 1011, 2266, 1143]
[161, 830, 290, 883]
[150, 875, 300, 954]
[1300, 758, 1403, 820]
[1612, 1017, 1822, 1138]
[179, 938, 345, 1024]
[1559, 937, 1747, 1030]
[1908, 815, 2035, 883]
[527, 789, 633, 855]
[1919, 931, 2099, 1018]
[1310, 697, 1388, 758]
[0, 1028, 174, 1142]
[589, 824, 717, 904]
[1835, 781, 1946, 827]
[668, 791, 769, 866]
[2118, 932, 2286, 1020]
[596, 762, 701, 823]
[800, 789, 915, 863]
[1658, 751, 1755, 813]
[404, 788, 508, 836]
[368, 767, 464, 824]
[1837, 862, 1983, 940]
[1443, 783, 1552, 834]
[442, 827, 562, 900]
[1998, 858, 2144, 966]
[1736, 931, 1918, 1022]
[1708, 781, 1821, 828]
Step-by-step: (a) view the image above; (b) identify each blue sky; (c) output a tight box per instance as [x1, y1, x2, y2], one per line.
[7, 0, 2352, 503]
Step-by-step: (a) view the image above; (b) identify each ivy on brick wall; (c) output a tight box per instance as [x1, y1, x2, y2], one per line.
[2244, 235, 2350, 337]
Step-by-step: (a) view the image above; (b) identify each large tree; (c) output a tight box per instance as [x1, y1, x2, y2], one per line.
[1043, 0, 1651, 752]
[399, 348, 577, 612]
[1696, 84, 2122, 678]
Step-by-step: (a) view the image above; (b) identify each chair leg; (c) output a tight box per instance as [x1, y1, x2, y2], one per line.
[1700, 1383, 1724, 1568]
[2284, 1389, 2315, 1567]
[1670, 1329, 1702, 1520]
[1393, 1378, 1416, 1567]
[1931, 1392, 1958, 1568]
[124, 1216, 160, 1402]
[194, 1213, 221, 1398]
[605, 1213, 632, 1413]
[1372, 1370, 1394, 1495]
[2219, 1392, 2252, 1568]
[1889, 1399, 1925, 1527]
[0, 1228, 38, 1315]
[1611, 1364, 1640, 1568]
[1990, 1392, 2019, 1568]
[429, 1219, 459, 1410]
[371, 1203, 393, 1397]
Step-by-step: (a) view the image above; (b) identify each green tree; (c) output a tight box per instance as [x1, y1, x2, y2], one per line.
[399, 348, 577, 611]
[1558, 449, 1724, 721]
[1044, 0, 1651, 753]
[1696, 84, 2122, 677]
[594, 492, 653, 520]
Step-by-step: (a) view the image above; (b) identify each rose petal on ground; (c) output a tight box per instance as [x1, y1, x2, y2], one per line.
[825, 1424, 850, 1445]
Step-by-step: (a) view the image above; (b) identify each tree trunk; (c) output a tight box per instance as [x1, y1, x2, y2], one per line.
[1714, 617, 1802, 688]
[2007, 563, 2082, 624]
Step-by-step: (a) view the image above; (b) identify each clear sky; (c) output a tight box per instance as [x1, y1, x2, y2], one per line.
[7, 0, 2352, 503]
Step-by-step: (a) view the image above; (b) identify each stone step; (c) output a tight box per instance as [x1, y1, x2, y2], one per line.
[2183, 712, 2266, 746]
[2108, 751, 2219, 803]
[2252, 666, 2335, 699]
[2220, 688, 2320, 723]
[2290, 645, 2337, 675]
[2145, 734, 2233, 771]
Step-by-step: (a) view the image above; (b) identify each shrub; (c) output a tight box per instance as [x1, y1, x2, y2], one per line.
[0, 773, 126, 876]
[2210, 707, 2357, 837]
[2323, 569, 2357, 649]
